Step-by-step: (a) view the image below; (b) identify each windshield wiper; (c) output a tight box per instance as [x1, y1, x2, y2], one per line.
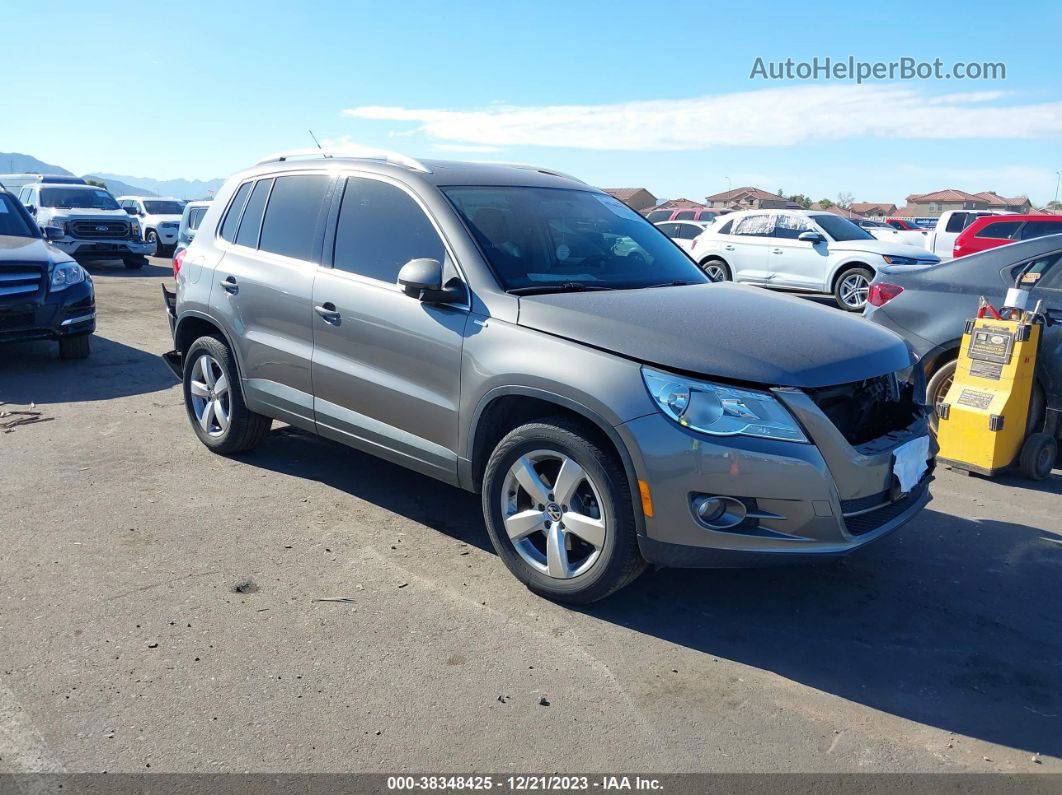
[643, 281, 697, 288]
[507, 283, 617, 296]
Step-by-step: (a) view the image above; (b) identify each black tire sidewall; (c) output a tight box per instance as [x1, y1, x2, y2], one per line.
[700, 258, 731, 282]
[482, 421, 641, 603]
[58, 334, 90, 359]
[182, 336, 256, 453]
[834, 266, 872, 311]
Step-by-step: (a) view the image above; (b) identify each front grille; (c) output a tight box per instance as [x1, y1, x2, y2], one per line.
[805, 373, 920, 446]
[843, 479, 929, 536]
[0, 262, 45, 302]
[70, 220, 131, 239]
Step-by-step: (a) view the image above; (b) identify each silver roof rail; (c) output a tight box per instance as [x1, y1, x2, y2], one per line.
[255, 145, 431, 174]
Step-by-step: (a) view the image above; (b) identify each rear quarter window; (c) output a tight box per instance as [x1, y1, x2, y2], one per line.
[1019, 221, 1062, 240]
[219, 182, 253, 243]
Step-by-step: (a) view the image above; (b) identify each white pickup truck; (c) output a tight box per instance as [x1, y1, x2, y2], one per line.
[922, 209, 1007, 260]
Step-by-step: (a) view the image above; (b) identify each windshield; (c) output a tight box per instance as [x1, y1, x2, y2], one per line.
[144, 200, 185, 215]
[443, 186, 707, 291]
[809, 214, 875, 242]
[0, 193, 37, 237]
[40, 187, 120, 210]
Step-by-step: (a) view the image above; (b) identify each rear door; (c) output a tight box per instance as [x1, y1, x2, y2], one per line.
[1021, 251, 1062, 411]
[725, 213, 773, 282]
[210, 173, 334, 430]
[310, 174, 469, 483]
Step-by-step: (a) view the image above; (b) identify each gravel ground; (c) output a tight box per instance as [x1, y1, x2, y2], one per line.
[1, 258, 1059, 774]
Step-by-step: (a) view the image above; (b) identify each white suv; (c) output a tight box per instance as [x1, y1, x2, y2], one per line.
[690, 209, 940, 311]
[117, 196, 186, 255]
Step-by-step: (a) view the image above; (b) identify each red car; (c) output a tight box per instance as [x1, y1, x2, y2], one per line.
[952, 214, 1062, 258]
[884, 218, 924, 231]
[645, 207, 723, 223]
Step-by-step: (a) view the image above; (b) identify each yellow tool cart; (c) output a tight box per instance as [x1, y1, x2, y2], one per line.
[936, 286, 1058, 480]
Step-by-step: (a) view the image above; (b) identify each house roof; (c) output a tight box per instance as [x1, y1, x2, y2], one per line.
[892, 205, 921, 218]
[602, 187, 655, 201]
[850, 202, 896, 214]
[906, 189, 985, 203]
[704, 186, 780, 202]
[652, 198, 706, 210]
[810, 204, 867, 221]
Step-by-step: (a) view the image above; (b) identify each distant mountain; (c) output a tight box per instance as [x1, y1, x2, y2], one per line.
[81, 175, 158, 198]
[0, 152, 73, 176]
[90, 173, 223, 200]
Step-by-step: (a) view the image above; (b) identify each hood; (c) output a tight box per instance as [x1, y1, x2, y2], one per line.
[0, 235, 70, 264]
[833, 238, 937, 260]
[516, 283, 913, 388]
[43, 207, 130, 222]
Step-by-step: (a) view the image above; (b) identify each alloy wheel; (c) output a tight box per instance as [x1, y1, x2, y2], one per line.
[500, 450, 607, 579]
[188, 354, 231, 437]
[703, 263, 727, 282]
[840, 273, 870, 308]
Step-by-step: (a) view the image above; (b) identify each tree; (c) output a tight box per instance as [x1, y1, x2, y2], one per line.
[1047, 200, 1062, 210]
[787, 194, 812, 208]
[84, 178, 107, 189]
[836, 191, 854, 209]
[817, 198, 834, 209]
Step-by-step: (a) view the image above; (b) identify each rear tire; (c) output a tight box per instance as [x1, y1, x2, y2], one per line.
[481, 417, 646, 604]
[58, 334, 90, 360]
[183, 336, 271, 454]
[123, 256, 147, 270]
[1019, 433, 1057, 480]
[834, 265, 872, 311]
[927, 359, 957, 433]
[698, 257, 731, 283]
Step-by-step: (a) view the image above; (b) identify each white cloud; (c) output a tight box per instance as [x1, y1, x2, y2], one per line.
[341, 84, 1062, 150]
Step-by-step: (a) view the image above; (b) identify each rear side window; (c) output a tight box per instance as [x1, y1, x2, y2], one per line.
[258, 175, 331, 261]
[975, 221, 1022, 240]
[674, 210, 695, 220]
[219, 182, 252, 242]
[716, 220, 733, 235]
[333, 177, 445, 283]
[733, 214, 773, 236]
[1019, 221, 1062, 240]
[945, 213, 968, 233]
[188, 207, 206, 231]
[235, 179, 272, 248]
[646, 210, 670, 223]
[675, 224, 702, 240]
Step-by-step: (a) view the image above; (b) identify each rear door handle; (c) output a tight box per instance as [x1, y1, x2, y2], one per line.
[221, 275, 238, 294]
[314, 302, 341, 324]
[772, 248, 783, 254]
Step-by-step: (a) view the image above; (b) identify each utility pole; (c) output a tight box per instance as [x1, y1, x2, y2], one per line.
[725, 177, 732, 208]
[1055, 171, 1060, 204]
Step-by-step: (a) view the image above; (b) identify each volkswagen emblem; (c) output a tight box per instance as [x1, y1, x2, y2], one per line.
[545, 503, 564, 522]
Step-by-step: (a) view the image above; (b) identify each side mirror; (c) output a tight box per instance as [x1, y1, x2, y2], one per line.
[123, 207, 138, 215]
[43, 226, 64, 241]
[397, 258, 462, 304]
[798, 230, 825, 243]
[26, 205, 36, 215]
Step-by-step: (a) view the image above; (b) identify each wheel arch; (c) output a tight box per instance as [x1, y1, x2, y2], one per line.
[462, 387, 646, 536]
[173, 311, 244, 381]
[829, 259, 875, 294]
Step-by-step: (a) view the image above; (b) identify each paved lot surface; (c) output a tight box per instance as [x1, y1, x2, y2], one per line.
[1, 258, 1060, 774]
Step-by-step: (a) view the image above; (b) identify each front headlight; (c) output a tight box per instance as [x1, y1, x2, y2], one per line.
[49, 219, 68, 234]
[642, 367, 808, 442]
[50, 261, 86, 291]
[882, 255, 921, 265]
[130, 219, 142, 237]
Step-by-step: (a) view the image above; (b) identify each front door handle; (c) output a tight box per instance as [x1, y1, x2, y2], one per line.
[772, 248, 783, 254]
[723, 244, 735, 251]
[221, 275, 238, 294]
[314, 303, 341, 324]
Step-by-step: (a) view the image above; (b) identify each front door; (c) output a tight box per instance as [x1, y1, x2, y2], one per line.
[1024, 251, 1062, 412]
[311, 175, 469, 483]
[767, 213, 829, 290]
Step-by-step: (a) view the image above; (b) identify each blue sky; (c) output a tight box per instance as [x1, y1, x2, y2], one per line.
[4, 0, 1061, 206]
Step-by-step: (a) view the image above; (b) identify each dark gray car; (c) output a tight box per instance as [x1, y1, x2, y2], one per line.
[162, 149, 934, 603]
[865, 235, 1062, 423]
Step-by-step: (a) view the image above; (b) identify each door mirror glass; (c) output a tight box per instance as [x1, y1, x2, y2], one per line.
[798, 230, 825, 243]
[43, 226, 64, 241]
[123, 206, 138, 215]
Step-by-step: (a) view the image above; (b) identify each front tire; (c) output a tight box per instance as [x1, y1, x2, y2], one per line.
[58, 334, 90, 360]
[183, 336, 271, 454]
[123, 256, 147, 270]
[834, 265, 872, 311]
[146, 230, 160, 256]
[698, 257, 731, 283]
[481, 417, 646, 604]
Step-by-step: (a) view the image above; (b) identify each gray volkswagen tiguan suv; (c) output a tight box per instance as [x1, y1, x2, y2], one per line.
[162, 148, 934, 603]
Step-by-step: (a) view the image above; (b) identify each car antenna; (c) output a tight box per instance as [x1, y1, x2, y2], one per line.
[308, 130, 323, 150]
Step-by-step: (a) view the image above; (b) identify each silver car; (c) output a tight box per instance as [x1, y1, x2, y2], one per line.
[162, 149, 934, 603]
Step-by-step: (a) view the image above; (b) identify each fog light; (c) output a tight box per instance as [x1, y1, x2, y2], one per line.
[692, 495, 747, 529]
